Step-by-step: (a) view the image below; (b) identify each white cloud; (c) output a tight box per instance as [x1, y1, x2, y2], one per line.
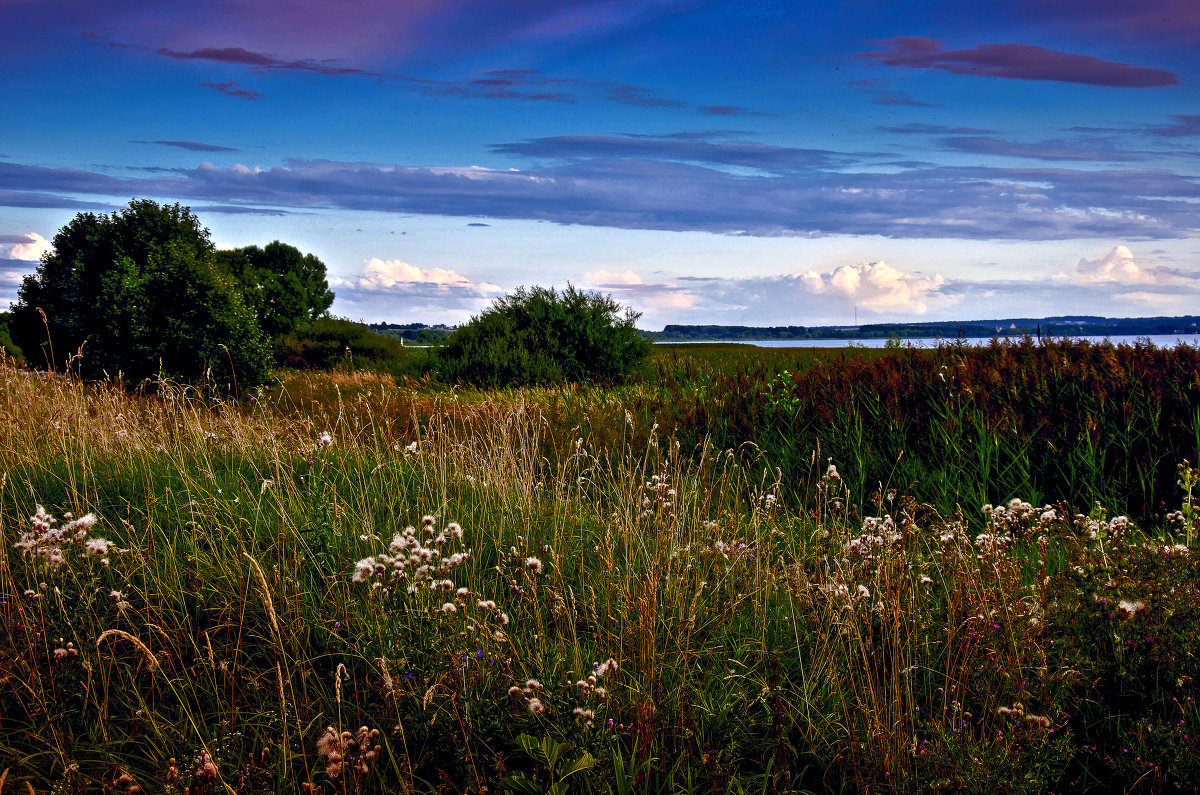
[798, 261, 946, 313]
[328, 257, 504, 324]
[2, 232, 50, 261]
[1060, 245, 1197, 286]
[335, 258, 501, 292]
[582, 270, 698, 324]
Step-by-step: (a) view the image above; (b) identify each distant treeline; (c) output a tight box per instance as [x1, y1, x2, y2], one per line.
[368, 322, 456, 343]
[652, 315, 1200, 341]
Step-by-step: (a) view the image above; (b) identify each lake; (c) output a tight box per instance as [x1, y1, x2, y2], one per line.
[657, 334, 1200, 349]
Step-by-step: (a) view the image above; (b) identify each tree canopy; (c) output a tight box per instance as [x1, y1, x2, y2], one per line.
[10, 200, 271, 387]
[215, 241, 334, 339]
[436, 284, 651, 386]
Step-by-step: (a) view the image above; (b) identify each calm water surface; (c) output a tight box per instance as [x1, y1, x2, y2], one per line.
[658, 334, 1200, 349]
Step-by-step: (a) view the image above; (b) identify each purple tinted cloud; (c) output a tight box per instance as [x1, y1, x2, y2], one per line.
[491, 135, 850, 171]
[157, 46, 385, 77]
[700, 105, 766, 117]
[133, 140, 238, 152]
[2, 156, 1199, 241]
[1014, 0, 1200, 43]
[1149, 115, 1200, 137]
[863, 38, 1179, 87]
[201, 80, 265, 100]
[942, 136, 1142, 162]
[880, 123, 994, 135]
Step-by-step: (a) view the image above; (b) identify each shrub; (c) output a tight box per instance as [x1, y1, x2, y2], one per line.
[9, 199, 270, 388]
[275, 316, 408, 371]
[437, 285, 651, 386]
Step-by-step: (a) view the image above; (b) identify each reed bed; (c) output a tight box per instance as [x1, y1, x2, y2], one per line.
[0, 346, 1197, 793]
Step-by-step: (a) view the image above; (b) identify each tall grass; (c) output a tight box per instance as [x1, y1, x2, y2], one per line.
[1, 349, 1198, 793]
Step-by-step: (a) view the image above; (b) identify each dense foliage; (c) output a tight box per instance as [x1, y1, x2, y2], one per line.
[437, 284, 651, 386]
[9, 200, 271, 388]
[608, 339, 1200, 521]
[275, 315, 408, 371]
[215, 241, 334, 339]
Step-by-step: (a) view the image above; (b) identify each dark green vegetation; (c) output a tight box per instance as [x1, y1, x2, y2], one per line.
[275, 315, 412, 375]
[8, 200, 347, 390]
[436, 284, 652, 387]
[9, 200, 272, 387]
[626, 339, 1200, 522]
[1, 341, 1196, 793]
[215, 241, 335, 339]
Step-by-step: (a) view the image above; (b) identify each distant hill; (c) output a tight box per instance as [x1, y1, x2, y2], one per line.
[651, 315, 1200, 341]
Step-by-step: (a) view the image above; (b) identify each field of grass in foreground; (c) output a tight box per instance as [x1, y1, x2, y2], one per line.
[1, 344, 1198, 794]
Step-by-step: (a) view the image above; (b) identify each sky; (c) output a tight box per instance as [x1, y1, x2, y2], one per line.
[1, 0, 1198, 330]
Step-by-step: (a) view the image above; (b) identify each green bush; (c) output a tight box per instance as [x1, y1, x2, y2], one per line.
[9, 199, 270, 388]
[275, 316, 409, 371]
[437, 285, 651, 386]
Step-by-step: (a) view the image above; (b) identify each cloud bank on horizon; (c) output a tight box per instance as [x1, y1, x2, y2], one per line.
[1, 0, 1198, 328]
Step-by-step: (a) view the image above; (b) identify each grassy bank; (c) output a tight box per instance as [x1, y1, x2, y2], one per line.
[1, 344, 1198, 793]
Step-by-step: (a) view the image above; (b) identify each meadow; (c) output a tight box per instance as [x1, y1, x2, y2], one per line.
[1, 339, 1197, 794]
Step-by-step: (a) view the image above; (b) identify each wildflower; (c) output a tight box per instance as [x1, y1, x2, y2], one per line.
[441, 602, 457, 614]
[1117, 600, 1147, 618]
[352, 557, 376, 583]
[525, 556, 543, 574]
[84, 537, 114, 556]
[317, 431, 333, 448]
[316, 727, 341, 757]
[527, 697, 545, 714]
[857, 584, 871, 600]
[595, 658, 618, 677]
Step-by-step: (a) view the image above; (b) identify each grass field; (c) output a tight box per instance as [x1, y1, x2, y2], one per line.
[1, 341, 1198, 793]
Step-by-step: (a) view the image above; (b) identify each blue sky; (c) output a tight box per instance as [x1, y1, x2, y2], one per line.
[1, 0, 1198, 328]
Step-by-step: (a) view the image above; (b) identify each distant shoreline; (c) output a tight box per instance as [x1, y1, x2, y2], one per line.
[647, 314, 1200, 342]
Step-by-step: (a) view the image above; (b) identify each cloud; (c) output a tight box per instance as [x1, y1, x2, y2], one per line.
[1013, 0, 1200, 44]
[0, 257, 33, 305]
[330, 257, 503, 322]
[863, 38, 1179, 87]
[941, 136, 1142, 162]
[879, 123, 994, 135]
[798, 261, 946, 312]
[582, 269, 697, 317]
[1, 232, 50, 261]
[699, 104, 766, 117]
[156, 45, 386, 77]
[491, 135, 852, 171]
[133, 139, 238, 152]
[201, 80, 265, 100]
[1148, 115, 1200, 138]
[1057, 245, 1200, 286]
[338, 258, 493, 290]
[2, 155, 1200, 241]
[620, 260, 957, 326]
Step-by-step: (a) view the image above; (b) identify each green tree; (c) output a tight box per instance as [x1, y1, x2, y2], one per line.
[9, 199, 270, 388]
[215, 241, 334, 339]
[437, 284, 651, 386]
